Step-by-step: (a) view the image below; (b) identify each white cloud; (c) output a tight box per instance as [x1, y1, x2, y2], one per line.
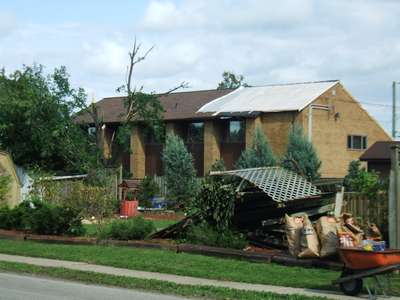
[83, 40, 128, 76]
[140, 0, 314, 32]
[2, 0, 400, 132]
[0, 11, 16, 38]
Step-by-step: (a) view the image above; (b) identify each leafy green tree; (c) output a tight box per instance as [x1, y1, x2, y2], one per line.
[343, 160, 383, 197]
[0, 65, 96, 172]
[235, 127, 276, 169]
[281, 125, 321, 181]
[163, 134, 198, 208]
[217, 71, 248, 90]
[349, 169, 381, 198]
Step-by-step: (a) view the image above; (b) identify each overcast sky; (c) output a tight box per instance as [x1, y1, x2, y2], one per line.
[0, 0, 399, 134]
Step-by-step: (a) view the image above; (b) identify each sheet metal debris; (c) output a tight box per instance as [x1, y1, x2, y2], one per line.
[210, 167, 321, 202]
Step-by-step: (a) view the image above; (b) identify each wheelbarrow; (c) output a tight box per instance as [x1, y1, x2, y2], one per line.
[332, 247, 400, 299]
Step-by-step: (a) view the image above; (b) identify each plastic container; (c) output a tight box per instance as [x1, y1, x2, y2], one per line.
[120, 200, 139, 217]
[339, 247, 400, 270]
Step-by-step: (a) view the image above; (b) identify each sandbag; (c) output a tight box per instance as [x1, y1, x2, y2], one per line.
[316, 216, 338, 257]
[298, 215, 320, 258]
[285, 214, 303, 257]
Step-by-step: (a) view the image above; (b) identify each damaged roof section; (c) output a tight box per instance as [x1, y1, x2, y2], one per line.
[197, 80, 339, 116]
[210, 167, 321, 202]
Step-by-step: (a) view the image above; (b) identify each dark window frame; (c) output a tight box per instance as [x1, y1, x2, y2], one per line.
[187, 122, 204, 144]
[224, 119, 245, 143]
[347, 135, 367, 150]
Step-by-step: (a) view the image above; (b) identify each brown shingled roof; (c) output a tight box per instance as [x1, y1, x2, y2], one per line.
[360, 141, 400, 161]
[75, 89, 234, 124]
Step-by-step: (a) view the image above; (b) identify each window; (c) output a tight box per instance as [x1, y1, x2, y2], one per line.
[347, 135, 367, 150]
[227, 120, 245, 142]
[187, 122, 204, 143]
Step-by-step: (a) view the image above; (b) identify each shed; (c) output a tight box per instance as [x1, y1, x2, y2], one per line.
[0, 150, 22, 207]
[359, 141, 400, 177]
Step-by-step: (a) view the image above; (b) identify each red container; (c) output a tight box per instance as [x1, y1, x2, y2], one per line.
[339, 247, 400, 270]
[120, 200, 138, 217]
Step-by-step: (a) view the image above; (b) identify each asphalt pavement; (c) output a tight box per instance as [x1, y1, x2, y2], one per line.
[0, 272, 190, 300]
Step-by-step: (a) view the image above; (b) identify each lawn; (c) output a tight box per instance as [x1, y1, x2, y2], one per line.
[0, 239, 338, 291]
[1, 239, 400, 296]
[0, 261, 327, 300]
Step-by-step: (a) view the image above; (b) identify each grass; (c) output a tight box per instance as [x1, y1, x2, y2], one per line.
[1, 240, 400, 297]
[0, 261, 328, 300]
[0, 239, 337, 291]
[83, 219, 177, 237]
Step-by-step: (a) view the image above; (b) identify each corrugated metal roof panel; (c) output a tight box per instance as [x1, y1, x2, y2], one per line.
[211, 167, 321, 202]
[197, 80, 339, 115]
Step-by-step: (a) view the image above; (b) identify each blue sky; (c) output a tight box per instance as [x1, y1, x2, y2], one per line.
[0, 0, 399, 134]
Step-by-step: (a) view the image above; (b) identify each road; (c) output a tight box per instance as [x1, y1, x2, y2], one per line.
[0, 272, 191, 300]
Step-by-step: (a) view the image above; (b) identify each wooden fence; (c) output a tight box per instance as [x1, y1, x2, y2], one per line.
[342, 192, 388, 234]
[32, 167, 121, 203]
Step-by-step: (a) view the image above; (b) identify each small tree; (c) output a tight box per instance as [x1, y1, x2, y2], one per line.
[163, 134, 198, 208]
[281, 125, 321, 181]
[217, 71, 248, 90]
[343, 160, 362, 191]
[235, 127, 275, 169]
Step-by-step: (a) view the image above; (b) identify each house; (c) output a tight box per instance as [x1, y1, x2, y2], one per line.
[0, 150, 22, 207]
[75, 80, 391, 178]
[359, 141, 400, 177]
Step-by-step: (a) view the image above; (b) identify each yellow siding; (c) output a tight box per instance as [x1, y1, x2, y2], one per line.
[0, 151, 21, 207]
[299, 83, 391, 178]
[261, 112, 298, 156]
[203, 120, 221, 174]
[130, 126, 146, 178]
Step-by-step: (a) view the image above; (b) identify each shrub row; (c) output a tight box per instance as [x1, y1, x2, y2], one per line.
[185, 223, 247, 250]
[99, 216, 155, 240]
[0, 200, 84, 236]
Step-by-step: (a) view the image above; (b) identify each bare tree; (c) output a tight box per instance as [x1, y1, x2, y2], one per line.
[85, 37, 189, 164]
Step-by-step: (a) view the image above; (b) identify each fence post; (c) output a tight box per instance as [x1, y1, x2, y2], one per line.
[118, 165, 123, 201]
[334, 186, 344, 217]
[389, 145, 400, 248]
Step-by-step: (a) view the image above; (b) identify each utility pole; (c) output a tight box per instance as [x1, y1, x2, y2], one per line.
[393, 81, 397, 139]
[389, 145, 400, 248]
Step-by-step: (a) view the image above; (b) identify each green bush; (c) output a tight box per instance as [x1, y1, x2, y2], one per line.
[188, 178, 236, 231]
[136, 177, 159, 208]
[186, 223, 247, 250]
[102, 216, 155, 240]
[0, 206, 15, 229]
[0, 200, 84, 236]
